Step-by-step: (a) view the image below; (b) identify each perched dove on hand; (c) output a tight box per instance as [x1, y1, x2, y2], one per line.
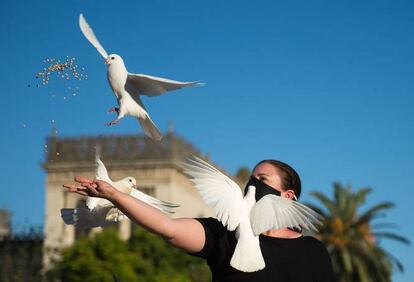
[60, 147, 179, 229]
[183, 156, 321, 272]
[79, 14, 203, 140]
[85, 146, 135, 210]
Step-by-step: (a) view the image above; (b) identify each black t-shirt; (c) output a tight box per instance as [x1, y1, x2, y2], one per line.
[191, 217, 336, 282]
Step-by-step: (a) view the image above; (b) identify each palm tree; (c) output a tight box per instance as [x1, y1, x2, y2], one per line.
[308, 182, 410, 282]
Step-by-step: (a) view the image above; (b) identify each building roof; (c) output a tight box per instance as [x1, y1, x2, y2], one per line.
[42, 132, 212, 172]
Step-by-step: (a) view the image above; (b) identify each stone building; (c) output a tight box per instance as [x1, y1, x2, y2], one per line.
[41, 132, 237, 270]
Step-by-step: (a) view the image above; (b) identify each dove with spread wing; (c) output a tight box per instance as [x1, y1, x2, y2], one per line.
[79, 13, 203, 141]
[183, 156, 321, 272]
[61, 147, 179, 229]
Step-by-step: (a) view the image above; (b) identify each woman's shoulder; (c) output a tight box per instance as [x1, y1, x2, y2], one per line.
[196, 217, 228, 236]
[302, 236, 330, 255]
[302, 235, 325, 246]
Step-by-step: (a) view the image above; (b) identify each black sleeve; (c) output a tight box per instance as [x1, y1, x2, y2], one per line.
[188, 217, 226, 259]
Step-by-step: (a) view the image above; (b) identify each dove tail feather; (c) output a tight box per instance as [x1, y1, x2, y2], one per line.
[60, 207, 110, 229]
[137, 117, 163, 141]
[230, 236, 265, 272]
[61, 208, 77, 225]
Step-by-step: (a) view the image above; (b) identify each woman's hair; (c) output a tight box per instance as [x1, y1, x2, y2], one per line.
[254, 159, 302, 199]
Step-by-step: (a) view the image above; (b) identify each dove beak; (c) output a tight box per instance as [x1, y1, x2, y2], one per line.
[105, 58, 111, 65]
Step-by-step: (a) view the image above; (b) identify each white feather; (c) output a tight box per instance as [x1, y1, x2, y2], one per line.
[184, 157, 264, 272]
[86, 147, 114, 210]
[183, 156, 244, 231]
[129, 188, 178, 214]
[126, 73, 203, 97]
[79, 14, 108, 59]
[250, 195, 321, 236]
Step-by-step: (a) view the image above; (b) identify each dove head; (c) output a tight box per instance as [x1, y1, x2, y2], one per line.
[105, 54, 125, 66]
[119, 176, 137, 190]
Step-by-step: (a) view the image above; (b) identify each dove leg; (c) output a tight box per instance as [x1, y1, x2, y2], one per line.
[106, 106, 126, 126]
[107, 107, 120, 114]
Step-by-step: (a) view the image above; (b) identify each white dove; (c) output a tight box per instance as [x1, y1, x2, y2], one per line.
[183, 156, 321, 272]
[79, 13, 203, 141]
[60, 148, 179, 228]
[85, 146, 135, 210]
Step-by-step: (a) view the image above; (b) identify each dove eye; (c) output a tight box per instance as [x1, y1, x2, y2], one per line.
[111, 57, 115, 60]
[129, 179, 132, 182]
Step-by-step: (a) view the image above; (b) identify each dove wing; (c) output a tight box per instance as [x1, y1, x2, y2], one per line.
[250, 195, 322, 236]
[183, 156, 244, 231]
[125, 73, 202, 97]
[94, 146, 112, 183]
[61, 206, 123, 229]
[79, 14, 109, 59]
[86, 146, 113, 210]
[129, 189, 179, 214]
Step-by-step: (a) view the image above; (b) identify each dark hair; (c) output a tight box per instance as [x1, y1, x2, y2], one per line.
[254, 160, 302, 199]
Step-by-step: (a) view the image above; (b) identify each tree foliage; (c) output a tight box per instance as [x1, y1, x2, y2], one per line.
[0, 226, 43, 282]
[308, 182, 410, 282]
[47, 226, 210, 282]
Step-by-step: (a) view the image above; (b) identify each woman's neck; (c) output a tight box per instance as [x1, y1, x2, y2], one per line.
[262, 228, 302, 238]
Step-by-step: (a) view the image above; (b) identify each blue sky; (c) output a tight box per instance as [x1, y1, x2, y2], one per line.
[1, 0, 413, 280]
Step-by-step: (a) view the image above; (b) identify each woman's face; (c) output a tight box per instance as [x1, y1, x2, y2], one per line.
[252, 162, 283, 193]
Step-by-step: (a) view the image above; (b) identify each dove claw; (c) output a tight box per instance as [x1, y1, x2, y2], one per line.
[106, 120, 118, 126]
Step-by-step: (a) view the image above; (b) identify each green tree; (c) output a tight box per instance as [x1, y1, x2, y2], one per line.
[308, 182, 410, 282]
[0, 225, 43, 282]
[48, 227, 210, 282]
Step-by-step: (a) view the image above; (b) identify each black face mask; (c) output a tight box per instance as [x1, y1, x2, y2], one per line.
[244, 176, 281, 202]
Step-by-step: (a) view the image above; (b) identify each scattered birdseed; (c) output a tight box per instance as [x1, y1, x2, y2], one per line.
[35, 56, 87, 86]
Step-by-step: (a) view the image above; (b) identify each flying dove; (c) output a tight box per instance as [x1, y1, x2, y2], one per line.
[79, 13, 203, 140]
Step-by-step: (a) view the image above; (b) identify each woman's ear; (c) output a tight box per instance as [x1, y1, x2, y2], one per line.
[283, 189, 296, 200]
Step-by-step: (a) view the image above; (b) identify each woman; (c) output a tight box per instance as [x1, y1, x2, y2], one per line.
[64, 159, 335, 281]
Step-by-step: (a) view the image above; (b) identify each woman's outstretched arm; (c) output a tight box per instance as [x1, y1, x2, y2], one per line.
[63, 176, 206, 253]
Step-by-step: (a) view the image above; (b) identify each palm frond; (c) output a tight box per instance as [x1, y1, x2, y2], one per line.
[354, 188, 371, 205]
[353, 256, 370, 282]
[310, 191, 336, 214]
[340, 247, 353, 273]
[382, 249, 405, 272]
[371, 222, 400, 230]
[373, 232, 411, 245]
[357, 202, 394, 224]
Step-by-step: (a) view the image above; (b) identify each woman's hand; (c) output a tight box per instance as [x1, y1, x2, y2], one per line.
[63, 176, 119, 202]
